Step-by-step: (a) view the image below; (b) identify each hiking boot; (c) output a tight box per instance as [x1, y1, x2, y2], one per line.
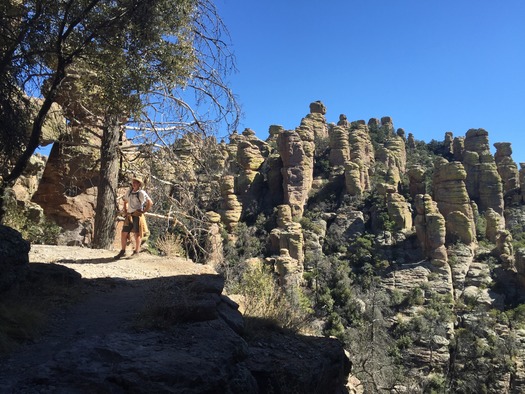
[130, 250, 140, 258]
[114, 250, 126, 260]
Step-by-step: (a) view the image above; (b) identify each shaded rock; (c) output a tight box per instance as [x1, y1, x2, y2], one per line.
[516, 249, 525, 289]
[0, 225, 30, 292]
[453, 136, 465, 162]
[337, 113, 349, 127]
[246, 332, 351, 394]
[309, 100, 327, 115]
[407, 133, 416, 149]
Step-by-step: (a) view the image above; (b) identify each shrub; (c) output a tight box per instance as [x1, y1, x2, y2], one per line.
[238, 265, 312, 335]
[154, 232, 185, 257]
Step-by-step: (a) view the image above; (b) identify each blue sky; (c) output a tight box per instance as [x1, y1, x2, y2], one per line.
[217, 0, 525, 163]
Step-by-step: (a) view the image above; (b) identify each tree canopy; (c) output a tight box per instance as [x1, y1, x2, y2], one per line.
[0, 0, 239, 221]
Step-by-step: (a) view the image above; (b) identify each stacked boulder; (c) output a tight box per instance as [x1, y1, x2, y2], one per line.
[328, 125, 349, 167]
[218, 175, 242, 232]
[432, 158, 476, 245]
[345, 121, 375, 196]
[462, 129, 504, 215]
[414, 194, 448, 266]
[386, 190, 413, 232]
[235, 129, 268, 194]
[494, 143, 519, 191]
[375, 117, 406, 189]
[277, 104, 321, 219]
[268, 205, 304, 287]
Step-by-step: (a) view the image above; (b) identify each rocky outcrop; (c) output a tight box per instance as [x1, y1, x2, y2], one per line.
[387, 191, 413, 231]
[432, 158, 476, 245]
[0, 225, 30, 292]
[328, 125, 350, 167]
[494, 142, 520, 205]
[305, 100, 329, 140]
[495, 230, 514, 268]
[516, 249, 525, 289]
[204, 211, 224, 268]
[376, 132, 406, 189]
[345, 123, 375, 196]
[414, 194, 448, 265]
[31, 140, 98, 246]
[408, 165, 426, 199]
[485, 208, 505, 243]
[271, 205, 303, 256]
[0, 248, 351, 393]
[219, 175, 242, 231]
[277, 108, 317, 219]
[462, 129, 504, 215]
[453, 136, 465, 162]
[407, 132, 416, 149]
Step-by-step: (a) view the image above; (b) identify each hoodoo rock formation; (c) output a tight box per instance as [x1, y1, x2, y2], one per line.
[432, 158, 476, 245]
[462, 128, 504, 215]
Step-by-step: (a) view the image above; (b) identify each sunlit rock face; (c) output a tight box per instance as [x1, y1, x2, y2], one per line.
[462, 128, 504, 215]
[432, 158, 476, 245]
[414, 194, 447, 265]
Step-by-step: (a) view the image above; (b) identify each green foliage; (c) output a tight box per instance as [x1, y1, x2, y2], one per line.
[505, 304, 525, 328]
[238, 265, 313, 336]
[510, 225, 525, 251]
[220, 222, 266, 291]
[3, 202, 61, 244]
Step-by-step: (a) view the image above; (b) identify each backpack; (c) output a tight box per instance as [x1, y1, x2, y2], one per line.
[126, 189, 146, 209]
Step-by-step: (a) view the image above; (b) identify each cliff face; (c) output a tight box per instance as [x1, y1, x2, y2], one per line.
[12, 100, 525, 393]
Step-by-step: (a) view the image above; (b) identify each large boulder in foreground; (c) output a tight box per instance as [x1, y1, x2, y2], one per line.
[0, 225, 30, 292]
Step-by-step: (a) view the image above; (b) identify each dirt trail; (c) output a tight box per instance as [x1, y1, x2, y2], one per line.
[0, 245, 216, 391]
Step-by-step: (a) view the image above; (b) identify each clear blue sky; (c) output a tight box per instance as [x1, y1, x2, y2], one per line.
[217, 0, 525, 163]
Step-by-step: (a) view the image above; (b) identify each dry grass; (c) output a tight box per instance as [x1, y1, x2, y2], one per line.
[236, 266, 313, 336]
[154, 233, 185, 258]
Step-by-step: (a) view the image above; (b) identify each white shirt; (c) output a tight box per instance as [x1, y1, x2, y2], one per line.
[123, 189, 150, 213]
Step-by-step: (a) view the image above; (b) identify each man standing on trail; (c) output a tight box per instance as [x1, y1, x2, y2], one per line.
[114, 177, 153, 260]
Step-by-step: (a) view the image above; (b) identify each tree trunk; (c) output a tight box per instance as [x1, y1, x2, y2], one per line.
[92, 114, 120, 249]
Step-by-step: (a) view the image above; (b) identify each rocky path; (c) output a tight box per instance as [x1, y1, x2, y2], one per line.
[0, 245, 235, 393]
[0, 245, 351, 393]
